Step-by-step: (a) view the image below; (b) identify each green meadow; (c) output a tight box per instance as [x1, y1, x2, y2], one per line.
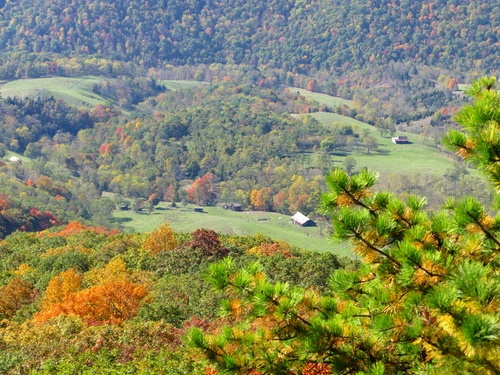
[291, 88, 457, 177]
[306, 112, 455, 177]
[289, 87, 354, 107]
[160, 80, 208, 91]
[113, 203, 353, 257]
[0, 77, 206, 109]
[0, 76, 106, 107]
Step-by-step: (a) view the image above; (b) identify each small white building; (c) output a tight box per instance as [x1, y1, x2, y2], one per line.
[392, 136, 409, 144]
[9, 156, 21, 162]
[291, 212, 316, 227]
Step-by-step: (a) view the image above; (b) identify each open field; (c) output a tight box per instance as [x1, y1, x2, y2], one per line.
[0, 77, 205, 109]
[1, 150, 32, 164]
[113, 202, 353, 257]
[290, 90, 459, 178]
[0, 76, 107, 107]
[160, 80, 208, 91]
[288, 87, 353, 107]
[296, 112, 457, 178]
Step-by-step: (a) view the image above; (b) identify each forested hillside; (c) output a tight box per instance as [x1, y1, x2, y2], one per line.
[0, 222, 345, 374]
[1, 79, 487, 239]
[0, 0, 497, 77]
[0, 78, 498, 374]
[0, 0, 497, 372]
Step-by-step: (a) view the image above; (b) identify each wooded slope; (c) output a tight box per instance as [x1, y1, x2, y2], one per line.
[0, 0, 497, 74]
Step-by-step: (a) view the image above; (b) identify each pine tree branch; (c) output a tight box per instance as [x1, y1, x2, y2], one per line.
[421, 337, 500, 374]
[466, 210, 500, 250]
[350, 228, 402, 267]
[405, 257, 445, 278]
[338, 184, 378, 217]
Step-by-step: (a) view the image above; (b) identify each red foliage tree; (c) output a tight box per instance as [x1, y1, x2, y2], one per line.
[307, 79, 319, 92]
[188, 173, 217, 206]
[187, 229, 228, 257]
[163, 184, 176, 202]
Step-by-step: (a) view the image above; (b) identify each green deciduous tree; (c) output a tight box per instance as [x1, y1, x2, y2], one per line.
[188, 78, 500, 374]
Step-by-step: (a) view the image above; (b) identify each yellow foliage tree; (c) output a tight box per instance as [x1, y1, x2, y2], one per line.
[0, 277, 33, 319]
[143, 222, 178, 255]
[39, 268, 83, 309]
[84, 258, 131, 286]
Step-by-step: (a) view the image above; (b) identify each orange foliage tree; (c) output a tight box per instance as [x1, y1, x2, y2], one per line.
[41, 221, 120, 237]
[249, 187, 273, 211]
[35, 279, 149, 325]
[247, 241, 294, 258]
[272, 190, 288, 213]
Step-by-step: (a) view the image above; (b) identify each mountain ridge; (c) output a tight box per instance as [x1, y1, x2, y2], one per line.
[0, 0, 497, 75]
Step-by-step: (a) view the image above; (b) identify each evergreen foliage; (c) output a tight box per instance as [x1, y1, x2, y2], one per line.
[188, 79, 500, 373]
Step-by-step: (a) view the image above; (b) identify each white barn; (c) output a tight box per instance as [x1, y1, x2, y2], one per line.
[290, 212, 316, 227]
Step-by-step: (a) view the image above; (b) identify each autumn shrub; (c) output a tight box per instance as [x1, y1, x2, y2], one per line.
[0, 277, 34, 320]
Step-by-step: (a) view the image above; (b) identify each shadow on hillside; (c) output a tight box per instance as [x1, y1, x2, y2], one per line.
[112, 217, 133, 224]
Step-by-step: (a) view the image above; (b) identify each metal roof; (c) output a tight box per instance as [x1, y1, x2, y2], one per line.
[291, 211, 311, 225]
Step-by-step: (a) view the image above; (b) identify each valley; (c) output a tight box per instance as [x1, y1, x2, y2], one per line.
[0, 1, 497, 374]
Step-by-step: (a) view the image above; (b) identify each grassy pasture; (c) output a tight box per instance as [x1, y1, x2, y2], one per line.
[0, 77, 206, 109]
[113, 202, 353, 257]
[0, 76, 107, 107]
[297, 112, 456, 178]
[1, 150, 32, 164]
[290, 90, 457, 176]
[288, 87, 353, 108]
[160, 80, 208, 91]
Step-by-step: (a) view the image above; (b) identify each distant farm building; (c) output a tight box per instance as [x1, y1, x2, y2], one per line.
[223, 203, 242, 211]
[392, 136, 409, 144]
[452, 91, 465, 100]
[291, 212, 316, 227]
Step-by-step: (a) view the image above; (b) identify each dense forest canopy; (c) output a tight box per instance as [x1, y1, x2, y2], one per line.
[0, 0, 497, 76]
[0, 222, 347, 374]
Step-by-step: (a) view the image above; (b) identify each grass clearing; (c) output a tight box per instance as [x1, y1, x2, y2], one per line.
[0, 76, 107, 108]
[0, 77, 206, 110]
[302, 112, 456, 177]
[161, 80, 208, 91]
[1, 150, 32, 164]
[288, 87, 353, 107]
[113, 202, 353, 257]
